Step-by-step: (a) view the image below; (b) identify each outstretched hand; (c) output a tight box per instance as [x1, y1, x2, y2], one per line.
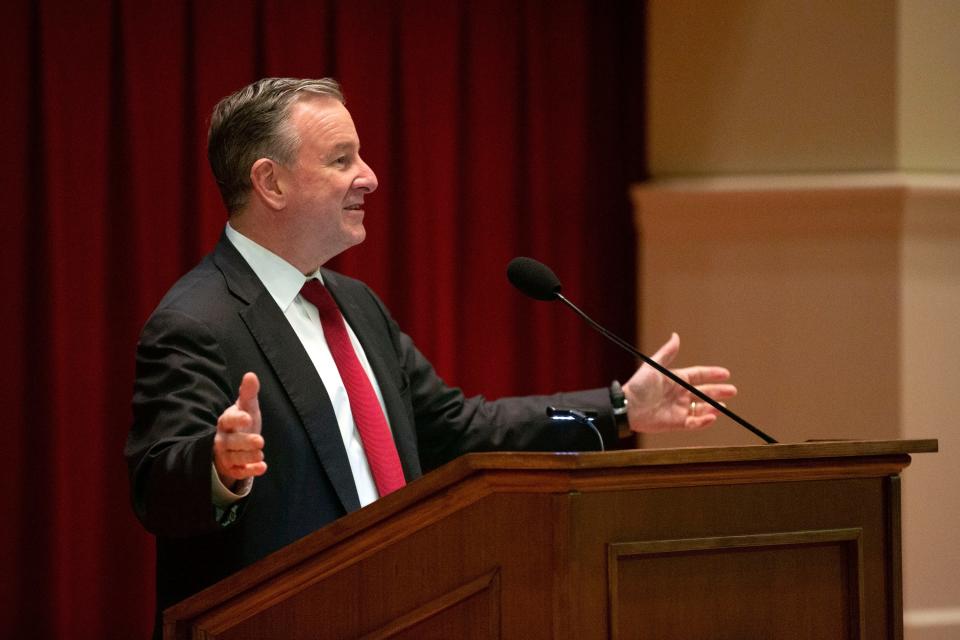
[213, 372, 267, 489]
[622, 333, 737, 434]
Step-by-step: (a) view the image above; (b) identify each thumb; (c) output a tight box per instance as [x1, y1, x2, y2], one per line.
[649, 332, 680, 368]
[236, 372, 260, 417]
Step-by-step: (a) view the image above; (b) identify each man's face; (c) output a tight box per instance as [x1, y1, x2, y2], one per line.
[281, 96, 378, 264]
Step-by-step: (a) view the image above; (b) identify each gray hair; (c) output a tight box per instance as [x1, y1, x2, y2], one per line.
[207, 77, 345, 214]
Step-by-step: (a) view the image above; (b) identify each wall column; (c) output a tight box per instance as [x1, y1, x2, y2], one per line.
[637, 2, 960, 636]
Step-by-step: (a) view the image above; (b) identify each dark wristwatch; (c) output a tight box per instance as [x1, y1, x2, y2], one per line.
[609, 380, 631, 438]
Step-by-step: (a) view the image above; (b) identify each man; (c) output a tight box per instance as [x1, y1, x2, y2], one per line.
[126, 77, 735, 630]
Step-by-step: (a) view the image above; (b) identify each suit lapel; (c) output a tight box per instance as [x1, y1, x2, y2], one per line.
[213, 238, 362, 513]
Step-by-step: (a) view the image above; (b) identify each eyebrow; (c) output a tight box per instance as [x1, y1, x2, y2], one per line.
[330, 141, 358, 153]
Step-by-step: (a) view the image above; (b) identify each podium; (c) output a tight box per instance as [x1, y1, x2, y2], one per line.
[165, 439, 936, 639]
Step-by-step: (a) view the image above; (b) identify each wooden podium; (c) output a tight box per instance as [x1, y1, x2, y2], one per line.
[165, 440, 936, 639]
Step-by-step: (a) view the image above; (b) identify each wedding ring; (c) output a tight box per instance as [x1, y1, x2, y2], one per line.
[690, 401, 698, 416]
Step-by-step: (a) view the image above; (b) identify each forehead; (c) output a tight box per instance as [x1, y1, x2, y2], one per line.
[289, 96, 359, 148]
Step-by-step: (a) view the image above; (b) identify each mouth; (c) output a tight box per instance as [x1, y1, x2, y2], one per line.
[343, 203, 364, 211]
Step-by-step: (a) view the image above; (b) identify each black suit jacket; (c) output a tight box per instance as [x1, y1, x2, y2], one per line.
[126, 235, 615, 617]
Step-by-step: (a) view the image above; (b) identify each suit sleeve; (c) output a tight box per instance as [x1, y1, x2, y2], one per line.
[125, 308, 237, 538]
[363, 289, 618, 472]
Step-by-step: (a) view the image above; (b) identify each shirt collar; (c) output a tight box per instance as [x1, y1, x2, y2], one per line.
[224, 223, 323, 311]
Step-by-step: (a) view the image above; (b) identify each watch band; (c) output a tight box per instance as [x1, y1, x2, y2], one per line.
[609, 380, 631, 438]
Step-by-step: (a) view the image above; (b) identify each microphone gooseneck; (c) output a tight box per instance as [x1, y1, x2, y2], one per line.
[508, 257, 777, 444]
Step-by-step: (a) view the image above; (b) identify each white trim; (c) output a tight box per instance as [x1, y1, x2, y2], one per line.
[904, 608, 960, 627]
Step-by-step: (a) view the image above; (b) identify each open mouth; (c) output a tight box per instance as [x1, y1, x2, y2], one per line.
[344, 204, 363, 211]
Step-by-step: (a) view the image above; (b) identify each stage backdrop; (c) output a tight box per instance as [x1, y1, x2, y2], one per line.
[0, 1, 644, 637]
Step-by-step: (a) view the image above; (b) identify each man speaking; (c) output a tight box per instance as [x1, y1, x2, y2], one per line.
[125, 77, 736, 633]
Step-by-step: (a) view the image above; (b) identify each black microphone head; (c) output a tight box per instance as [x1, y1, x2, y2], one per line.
[507, 257, 562, 301]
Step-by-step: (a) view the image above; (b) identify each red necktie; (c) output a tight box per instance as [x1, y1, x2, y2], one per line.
[300, 279, 406, 498]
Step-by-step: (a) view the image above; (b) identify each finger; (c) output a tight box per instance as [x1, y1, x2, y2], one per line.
[236, 372, 261, 417]
[215, 431, 265, 453]
[217, 406, 254, 433]
[679, 365, 731, 386]
[238, 461, 268, 478]
[684, 413, 717, 431]
[686, 391, 737, 420]
[220, 461, 268, 481]
[690, 383, 738, 402]
[220, 447, 265, 467]
[693, 402, 725, 418]
[649, 332, 680, 368]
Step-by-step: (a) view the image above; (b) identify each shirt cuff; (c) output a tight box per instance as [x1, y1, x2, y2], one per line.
[211, 463, 253, 509]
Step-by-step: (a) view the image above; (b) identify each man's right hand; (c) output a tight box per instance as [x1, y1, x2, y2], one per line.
[213, 372, 267, 489]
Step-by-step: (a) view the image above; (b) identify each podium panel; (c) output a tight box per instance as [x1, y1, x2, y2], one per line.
[609, 530, 863, 638]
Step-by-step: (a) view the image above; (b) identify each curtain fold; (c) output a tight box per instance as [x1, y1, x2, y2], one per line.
[1, 1, 644, 636]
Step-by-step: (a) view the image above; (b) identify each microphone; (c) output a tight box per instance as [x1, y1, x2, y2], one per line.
[506, 257, 777, 444]
[507, 257, 562, 301]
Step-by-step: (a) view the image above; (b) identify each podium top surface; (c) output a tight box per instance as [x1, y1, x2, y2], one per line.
[451, 438, 938, 471]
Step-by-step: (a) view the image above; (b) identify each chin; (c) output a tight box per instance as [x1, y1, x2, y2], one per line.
[345, 226, 366, 247]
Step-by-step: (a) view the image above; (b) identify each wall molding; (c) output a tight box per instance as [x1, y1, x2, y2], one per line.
[635, 171, 960, 195]
[904, 607, 960, 627]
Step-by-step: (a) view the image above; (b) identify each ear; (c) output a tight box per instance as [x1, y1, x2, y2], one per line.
[249, 158, 286, 210]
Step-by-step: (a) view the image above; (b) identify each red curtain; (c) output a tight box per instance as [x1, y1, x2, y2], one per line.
[0, 1, 644, 637]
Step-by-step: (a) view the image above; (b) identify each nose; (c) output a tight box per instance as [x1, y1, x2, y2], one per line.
[355, 157, 378, 194]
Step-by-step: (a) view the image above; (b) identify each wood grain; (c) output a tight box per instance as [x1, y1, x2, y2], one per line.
[163, 440, 936, 639]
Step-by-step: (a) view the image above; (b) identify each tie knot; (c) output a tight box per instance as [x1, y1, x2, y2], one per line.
[301, 279, 338, 316]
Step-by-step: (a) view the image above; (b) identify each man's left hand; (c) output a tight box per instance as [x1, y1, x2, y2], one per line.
[622, 333, 737, 433]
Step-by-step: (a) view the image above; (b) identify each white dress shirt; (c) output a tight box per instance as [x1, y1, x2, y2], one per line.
[212, 223, 386, 509]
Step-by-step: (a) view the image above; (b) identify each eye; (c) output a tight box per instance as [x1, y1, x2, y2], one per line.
[330, 149, 357, 169]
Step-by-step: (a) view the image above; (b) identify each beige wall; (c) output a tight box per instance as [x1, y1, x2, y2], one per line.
[641, 2, 960, 637]
[899, 1, 960, 170]
[899, 183, 960, 636]
[647, 0, 898, 174]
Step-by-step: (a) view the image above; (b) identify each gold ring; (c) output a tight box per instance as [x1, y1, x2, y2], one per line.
[690, 401, 698, 416]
